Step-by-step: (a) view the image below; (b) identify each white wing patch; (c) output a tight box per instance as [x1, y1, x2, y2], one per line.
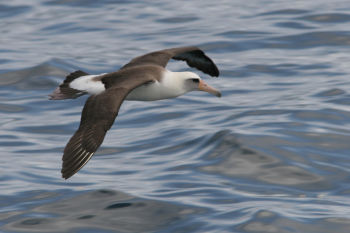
[69, 74, 106, 95]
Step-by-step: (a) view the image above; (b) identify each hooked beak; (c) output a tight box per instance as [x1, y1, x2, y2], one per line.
[198, 80, 221, 97]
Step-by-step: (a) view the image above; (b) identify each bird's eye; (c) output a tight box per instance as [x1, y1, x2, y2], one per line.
[191, 78, 199, 83]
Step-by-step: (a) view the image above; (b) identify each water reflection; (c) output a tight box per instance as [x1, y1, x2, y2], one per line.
[3, 190, 198, 233]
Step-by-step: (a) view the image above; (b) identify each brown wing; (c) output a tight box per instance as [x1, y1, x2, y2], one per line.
[61, 87, 129, 179]
[121, 46, 219, 77]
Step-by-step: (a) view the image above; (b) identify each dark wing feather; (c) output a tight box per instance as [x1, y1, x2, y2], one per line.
[121, 46, 219, 77]
[172, 49, 219, 77]
[61, 87, 129, 179]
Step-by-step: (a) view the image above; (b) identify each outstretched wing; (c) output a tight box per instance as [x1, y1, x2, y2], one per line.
[121, 46, 219, 77]
[61, 87, 129, 179]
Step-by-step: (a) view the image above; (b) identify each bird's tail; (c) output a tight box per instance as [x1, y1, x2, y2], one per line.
[49, 70, 89, 100]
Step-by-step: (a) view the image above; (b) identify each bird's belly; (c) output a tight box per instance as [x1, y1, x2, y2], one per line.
[125, 83, 181, 101]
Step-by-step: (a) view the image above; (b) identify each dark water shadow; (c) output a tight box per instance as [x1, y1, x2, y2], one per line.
[199, 131, 330, 191]
[0, 4, 31, 18]
[235, 210, 350, 233]
[44, 0, 133, 7]
[297, 13, 350, 23]
[2, 189, 200, 233]
[0, 62, 68, 90]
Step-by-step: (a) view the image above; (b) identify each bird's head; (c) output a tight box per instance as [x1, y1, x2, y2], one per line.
[182, 72, 221, 97]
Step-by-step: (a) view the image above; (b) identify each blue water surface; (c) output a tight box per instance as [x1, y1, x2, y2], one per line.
[1, 0, 350, 232]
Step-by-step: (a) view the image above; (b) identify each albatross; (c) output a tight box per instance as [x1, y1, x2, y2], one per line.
[50, 46, 221, 179]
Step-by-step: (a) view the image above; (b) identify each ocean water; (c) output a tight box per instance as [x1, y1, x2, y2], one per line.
[1, 0, 350, 232]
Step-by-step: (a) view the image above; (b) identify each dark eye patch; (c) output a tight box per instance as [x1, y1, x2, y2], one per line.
[191, 78, 199, 83]
[143, 80, 155, 86]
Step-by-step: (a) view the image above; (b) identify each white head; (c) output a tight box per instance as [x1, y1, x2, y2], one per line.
[178, 71, 221, 97]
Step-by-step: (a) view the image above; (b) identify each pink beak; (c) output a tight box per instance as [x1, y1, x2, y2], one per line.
[198, 80, 221, 97]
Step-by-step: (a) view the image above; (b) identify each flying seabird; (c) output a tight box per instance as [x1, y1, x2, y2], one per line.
[50, 46, 221, 179]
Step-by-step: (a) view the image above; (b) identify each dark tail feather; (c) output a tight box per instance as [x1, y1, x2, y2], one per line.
[49, 70, 89, 100]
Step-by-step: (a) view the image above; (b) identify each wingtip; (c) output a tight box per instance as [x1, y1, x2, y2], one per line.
[206, 62, 219, 77]
[61, 169, 72, 179]
[212, 66, 220, 77]
[61, 172, 70, 180]
[212, 72, 219, 77]
[61, 164, 78, 180]
[61, 148, 96, 180]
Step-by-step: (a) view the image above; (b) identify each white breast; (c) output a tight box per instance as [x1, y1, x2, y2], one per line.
[125, 70, 187, 101]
